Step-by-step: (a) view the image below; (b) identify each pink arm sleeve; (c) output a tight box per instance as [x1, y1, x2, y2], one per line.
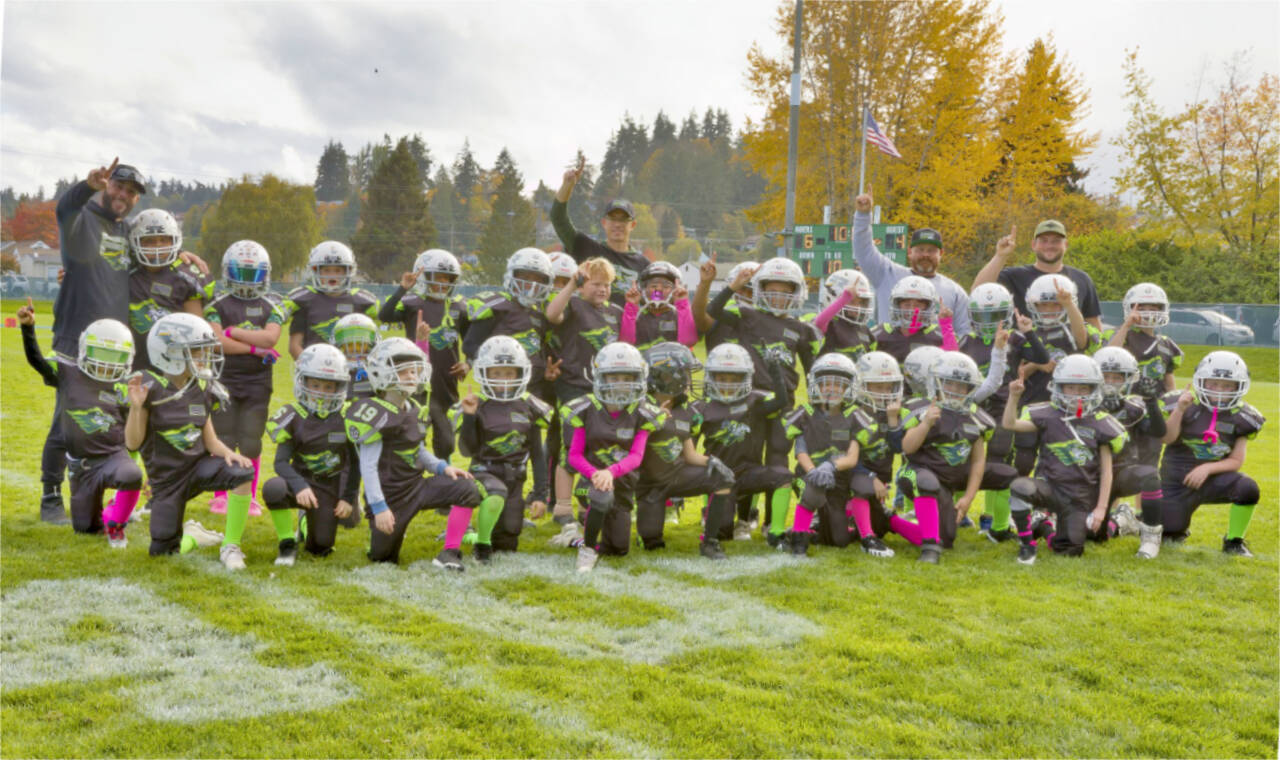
[620, 302, 639, 345]
[939, 315, 958, 350]
[675, 299, 697, 346]
[607, 429, 651, 478]
[814, 290, 852, 333]
[567, 427, 597, 478]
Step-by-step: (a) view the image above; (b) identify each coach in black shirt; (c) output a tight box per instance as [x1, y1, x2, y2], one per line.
[551, 161, 651, 306]
[972, 219, 1102, 330]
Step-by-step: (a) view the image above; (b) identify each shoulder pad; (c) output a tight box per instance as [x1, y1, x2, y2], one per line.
[1237, 403, 1266, 428]
[972, 407, 996, 429]
[784, 406, 808, 426]
[526, 394, 554, 421]
[285, 286, 311, 300]
[637, 401, 664, 423]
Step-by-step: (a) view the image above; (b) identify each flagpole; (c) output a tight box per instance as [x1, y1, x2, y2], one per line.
[857, 105, 869, 197]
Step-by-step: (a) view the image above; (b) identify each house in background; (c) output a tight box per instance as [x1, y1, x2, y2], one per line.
[11, 240, 62, 280]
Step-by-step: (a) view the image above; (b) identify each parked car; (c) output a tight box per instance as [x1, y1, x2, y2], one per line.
[1164, 308, 1255, 346]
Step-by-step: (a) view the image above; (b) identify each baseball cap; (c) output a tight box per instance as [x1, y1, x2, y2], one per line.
[109, 164, 148, 194]
[1034, 219, 1066, 238]
[603, 199, 635, 220]
[909, 228, 943, 249]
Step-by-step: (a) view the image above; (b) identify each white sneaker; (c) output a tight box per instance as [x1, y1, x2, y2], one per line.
[733, 520, 753, 542]
[1137, 523, 1162, 559]
[183, 520, 224, 548]
[220, 543, 246, 571]
[548, 522, 582, 548]
[1111, 503, 1140, 537]
[576, 545, 598, 573]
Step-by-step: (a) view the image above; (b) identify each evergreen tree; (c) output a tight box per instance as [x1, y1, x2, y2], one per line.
[350, 137, 436, 283]
[679, 111, 700, 140]
[314, 140, 351, 201]
[566, 148, 598, 233]
[652, 111, 677, 147]
[478, 151, 535, 284]
[406, 133, 433, 188]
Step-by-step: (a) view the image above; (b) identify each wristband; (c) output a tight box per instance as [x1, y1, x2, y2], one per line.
[369, 500, 389, 515]
[432, 460, 448, 476]
[248, 345, 257, 355]
[223, 327, 234, 339]
[415, 339, 431, 352]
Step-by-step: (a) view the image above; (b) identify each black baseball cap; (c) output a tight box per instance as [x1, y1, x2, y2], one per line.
[910, 228, 942, 248]
[109, 164, 147, 194]
[603, 199, 635, 220]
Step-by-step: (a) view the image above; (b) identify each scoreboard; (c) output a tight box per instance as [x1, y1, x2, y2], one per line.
[789, 223, 909, 283]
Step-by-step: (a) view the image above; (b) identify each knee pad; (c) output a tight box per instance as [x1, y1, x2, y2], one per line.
[261, 477, 290, 507]
[1137, 465, 1160, 493]
[1232, 477, 1261, 506]
[913, 468, 942, 495]
[118, 461, 144, 491]
[588, 488, 616, 515]
[1010, 477, 1038, 502]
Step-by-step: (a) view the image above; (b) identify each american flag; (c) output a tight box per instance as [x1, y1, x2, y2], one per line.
[864, 111, 902, 159]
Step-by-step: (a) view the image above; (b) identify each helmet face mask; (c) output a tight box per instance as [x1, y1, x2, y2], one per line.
[889, 276, 939, 330]
[1027, 274, 1077, 328]
[639, 262, 681, 311]
[332, 314, 378, 364]
[855, 351, 904, 411]
[147, 313, 223, 380]
[475, 336, 531, 401]
[412, 249, 462, 300]
[129, 210, 183, 268]
[1193, 351, 1250, 409]
[645, 342, 701, 398]
[591, 343, 648, 406]
[968, 282, 1014, 340]
[78, 319, 135, 382]
[1050, 355, 1104, 415]
[504, 248, 554, 307]
[902, 346, 944, 397]
[750, 259, 807, 316]
[1094, 346, 1138, 401]
[186, 341, 224, 381]
[1123, 283, 1170, 328]
[927, 354, 981, 411]
[309, 242, 357, 294]
[366, 338, 431, 396]
[807, 353, 858, 406]
[703, 343, 754, 402]
[294, 344, 349, 415]
[821, 270, 874, 325]
[222, 241, 272, 300]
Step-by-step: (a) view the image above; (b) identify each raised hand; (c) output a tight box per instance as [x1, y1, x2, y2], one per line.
[923, 403, 941, 425]
[544, 356, 563, 382]
[672, 282, 688, 302]
[625, 283, 641, 306]
[415, 310, 431, 342]
[1053, 280, 1073, 306]
[995, 224, 1017, 259]
[994, 322, 1010, 349]
[1008, 378, 1025, 397]
[459, 392, 480, 414]
[1014, 309, 1034, 333]
[1175, 381, 1195, 410]
[730, 264, 757, 291]
[699, 252, 718, 284]
[127, 374, 150, 407]
[400, 271, 418, 291]
[87, 157, 119, 191]
[855, 192, 873, 213]
[449, 360, 469, 379]
[16, 296, 35, 326]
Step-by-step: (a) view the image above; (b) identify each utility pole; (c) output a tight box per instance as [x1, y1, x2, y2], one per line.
[779, 0, 803, 259]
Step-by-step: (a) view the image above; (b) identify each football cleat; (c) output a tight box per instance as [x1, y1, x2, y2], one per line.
[40, 493, 70, 525]
[766, 531, 788, 551]
[576, 545, 599, 573]
[548, 522, 582, 548]
[733, 520, 753, 542]
[984, 528, 1015, 544]
[1016, 543, 1037, 565]
[184, 520, 224, 547]
[1111, 504, 1140, 537]
[919, 543, 941, 564]
[1222, 537, 1253, 558]
[860, 535, 894, 558]
[208, 494, 228, 514]
[699, 539, 727, 561]
[105, 522, 128, 549]
[1137, 523, 1163, 559]
[433, 548, 465, 572]
[274, 538, 298, 567]
[789, 531, 811, 557]
[220, 543, 247, 571]
[473, 543, 493, 565]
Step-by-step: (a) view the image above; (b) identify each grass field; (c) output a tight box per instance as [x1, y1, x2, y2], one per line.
[2, 301, 1277, 758]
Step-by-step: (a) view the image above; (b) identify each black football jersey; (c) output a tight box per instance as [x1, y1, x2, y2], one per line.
[640, 401, 702, 481]
[901, 397, 996, 486]
[128, 262, 206, 368]
[563, 395, 665, 472]
[551, 297, 622, 393]
[449, 394, 552, 467]
[694, 389, 781, 470]
[1159, 394, 1264, 477]
[139, 371, 220, 477]
[345, 396, 429, 497]
[266, 401, 351, 481]
[466, 291, 550, 382]
[48, 356, 129, 459]
[204, 291, 286, 387]
[784, 403, 864, 466]
[386, 292, 469, 403]
[1022, 323, 1102, 403]
[817, 317, 874, 363]
[283, 286, 379, 350]
[869, 323, 944, 364]
[1021, 402, 1126, 504]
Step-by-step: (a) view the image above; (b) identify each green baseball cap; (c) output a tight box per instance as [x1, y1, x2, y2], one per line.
[1034, 219, 1066, 238]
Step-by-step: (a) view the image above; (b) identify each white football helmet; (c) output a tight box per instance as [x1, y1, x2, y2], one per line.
[927, 352, 982, 411]
[820, 269, 874, 325]
[1094, 346, 1139, 400]
[1050, 354, 1104, 415]
[332, 313, 378, 364]
[412, 248, 462, 300]
[751, 257, 807, 316]
[129, 209, 183, 267]
[222, 240, 272, 299]
[968, 282, 1013, 340]
[308, 241, 357, 294]
[639, 260, 682, 311]
[147, 312, 223, 379]
[1122, 282, 1170, 328]
[807, 352, 858, 405]
[889, 275, 939, 330]
[1193, 350, 1250, 410]
[1026, 274, 1077, 328]
[855, 351, 904, 411]
[504, 247, 553, 307]
[366, 337, 430, 395]
[726, 262, 756, 307]
[294, 344, 350, 415]
[703, 343, 754, 402]
[547, 251, 577, 288]
[902, 345, 945, 397]
[78, 319, 134, 382]
[474, 335, 532, 401]
[591, 342, 648, 406]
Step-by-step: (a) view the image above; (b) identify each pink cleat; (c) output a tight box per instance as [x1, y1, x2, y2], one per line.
[248, 499, 263, 517]
[208, 494, 228, 514]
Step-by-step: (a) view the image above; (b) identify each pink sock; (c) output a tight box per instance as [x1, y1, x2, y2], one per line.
[914, 496, 940, 543]
[849, 498, 873, 537]
[889, 514, 923, 546]
[443, 506, 473, 550]
[250, 457, 261, 500]
[102, 490, 141, 526]
[793, 505, 814, 533]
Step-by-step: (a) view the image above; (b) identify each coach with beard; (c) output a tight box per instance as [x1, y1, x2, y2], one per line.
[972, 219, 1103, 330]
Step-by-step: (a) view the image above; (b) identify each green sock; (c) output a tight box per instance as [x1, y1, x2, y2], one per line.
[269, 508, 295, 542]
[223, 492, 251, 547]
[1226, 504, 1255, 540]
[180, 534, 198, 554]
[298, 510, 308, 541]
[769, 487, 790, 535]
[988, 490, 1011, 532]
[475, 494, 503, 544]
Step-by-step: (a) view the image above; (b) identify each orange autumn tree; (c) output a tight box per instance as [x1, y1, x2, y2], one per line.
[1, 200, 59, 246]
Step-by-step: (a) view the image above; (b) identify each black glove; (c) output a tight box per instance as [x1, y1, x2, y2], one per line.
[762, 345, 792, 367]
[706, 455, 735, 484]
[1133, 376, 1163, 399]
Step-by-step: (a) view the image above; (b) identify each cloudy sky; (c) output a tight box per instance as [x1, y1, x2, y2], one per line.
[1, 1, 1276, 201]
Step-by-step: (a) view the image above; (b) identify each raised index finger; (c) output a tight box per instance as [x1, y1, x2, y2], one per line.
[107, 157, 119, 174]
[26, 296, 34, 310]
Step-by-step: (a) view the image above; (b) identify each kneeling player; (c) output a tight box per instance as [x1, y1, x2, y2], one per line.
[634, 342, 736, 559]
[848, 351, 905, 557]
[346, 338, 480, 568]
[20, 305, 143, 544]
[896, 352, 1016, 562]
[452, 336, 552, 561]
[261, 344, 358, 564]
[1002, 356, 1125, 563]
[1093, 346, 1166, 546]
[1144, 351, 1264, 558]
[125, 313, 253, 566]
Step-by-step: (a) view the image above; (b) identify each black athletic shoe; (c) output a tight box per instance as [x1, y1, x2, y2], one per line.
[1222, 537, 1253, 557]
[699, 538, 727, 561]
[473, 543, 493, 565]
[1017, 543, 1038, 565]
[789, 531, 810, 557]
[919, 542, 941, 564]
[40, 492, 70, 525]
[860, 535, 894, 558]
[766, 531, 788, 550]
[274, 538, 298, 567]
[433, 548, 465, 572]
[1163, 531, 1190, 546]
[984, 528, 1015, 544]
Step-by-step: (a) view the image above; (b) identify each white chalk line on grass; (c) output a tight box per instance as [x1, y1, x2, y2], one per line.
[200, 563, 661, 758]
[346, 552, 821, 666]
[1, 577, 357, 723]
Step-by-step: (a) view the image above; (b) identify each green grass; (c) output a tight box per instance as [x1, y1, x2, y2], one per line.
[2, 301, 1278, 758]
